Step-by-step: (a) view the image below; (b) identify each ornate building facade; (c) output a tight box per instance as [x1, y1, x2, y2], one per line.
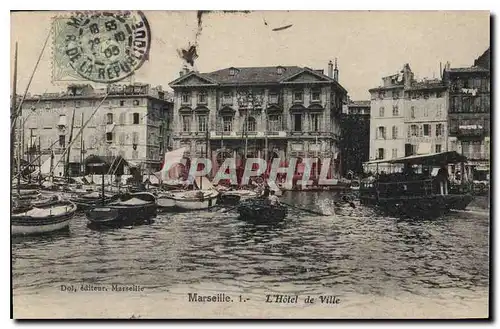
[168, 62, 348, 178]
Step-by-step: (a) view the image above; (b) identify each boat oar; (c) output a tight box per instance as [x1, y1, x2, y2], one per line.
[280, 202, 329, 216]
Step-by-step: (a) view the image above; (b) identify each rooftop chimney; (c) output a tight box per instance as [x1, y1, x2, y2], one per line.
[333, 58, 339, 82]
[328, 60, 333, 78]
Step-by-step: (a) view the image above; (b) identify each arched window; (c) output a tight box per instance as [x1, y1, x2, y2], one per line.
[246, 117, 256, 132]
[106, 113, 113, 124]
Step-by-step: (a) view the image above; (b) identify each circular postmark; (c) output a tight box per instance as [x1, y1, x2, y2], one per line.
[58, 11, 151, 83]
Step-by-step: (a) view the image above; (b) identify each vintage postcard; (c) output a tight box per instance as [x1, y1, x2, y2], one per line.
[10, 10, 490, 319]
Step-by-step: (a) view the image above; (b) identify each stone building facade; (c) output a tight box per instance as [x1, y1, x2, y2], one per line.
[368, 64, 448, 171]
[16, 83, 173, 176]
[340, 100, 370, 176]
[443, 48, 491, 180]
[168, 62, 348, 178]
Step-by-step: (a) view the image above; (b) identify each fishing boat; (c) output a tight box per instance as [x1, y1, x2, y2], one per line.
[11, 200, 77, 236]
[360, 151, 474, 217]
[86, 192, 157, 226]
[237, 199, 287, 224]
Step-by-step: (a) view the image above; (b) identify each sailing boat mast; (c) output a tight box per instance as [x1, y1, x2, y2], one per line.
[80, 113, 84, 175]
[11, 42, 19, 194]
[65, 108, 76, 182]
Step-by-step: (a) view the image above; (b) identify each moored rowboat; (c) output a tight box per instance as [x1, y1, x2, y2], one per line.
[11, 201, 77, 236]
[237, 200, 287, 224]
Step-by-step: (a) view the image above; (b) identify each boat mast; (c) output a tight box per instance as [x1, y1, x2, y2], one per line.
[80, 113, 84, 176]
[28, 128, 33, 183]
[38, 136, 41, 187]
[65, 108, 76, 182]
[11, 42, 18, 195]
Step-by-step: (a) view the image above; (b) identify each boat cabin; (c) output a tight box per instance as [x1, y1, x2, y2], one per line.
[361, 151, 470, 200]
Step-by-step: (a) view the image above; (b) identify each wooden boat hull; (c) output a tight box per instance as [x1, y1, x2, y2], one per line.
[85, 192, 157, 226]
[156, 196, 176, 212]
[11, 202, 76, 236]
[360, 194, 473, 217]
[167, 190, 219, 211]
[237, 201, 287, 224]
[174, 194, 218, 210]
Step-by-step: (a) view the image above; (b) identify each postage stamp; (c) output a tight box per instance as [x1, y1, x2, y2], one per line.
[52, 11, 151, 83]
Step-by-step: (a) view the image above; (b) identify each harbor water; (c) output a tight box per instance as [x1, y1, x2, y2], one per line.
[12, 192, 490, 318]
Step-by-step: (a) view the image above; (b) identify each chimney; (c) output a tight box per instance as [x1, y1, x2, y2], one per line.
[334, 58, 339, 82]
[328, 60, 333, 78]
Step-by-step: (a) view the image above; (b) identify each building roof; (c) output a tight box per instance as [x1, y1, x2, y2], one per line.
[200, 66, 304, 85]
[445, 66, 490, 73]
[348, 100, 370, 107]
[408, 80, 447, 90]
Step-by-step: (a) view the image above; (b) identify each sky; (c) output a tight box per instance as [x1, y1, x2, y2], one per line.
[10, 11, 490, 101]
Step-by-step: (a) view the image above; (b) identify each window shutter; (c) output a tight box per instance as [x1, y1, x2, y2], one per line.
[419, 125, 423, 137]
[376, 128, 379, 139]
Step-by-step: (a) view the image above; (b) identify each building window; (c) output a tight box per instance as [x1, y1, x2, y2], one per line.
[377, 126, 386, 139]
[181, 92, 191, 104]
[423, 124, 430, 137]
[392, 148, 397, 159]
[472, 141, 481, 158]
[393, 90, 400, 99]
[436, 91, 443, 98]
[377, 148, 385, 160]
[132, 150, 138, 159]
[106, 132, 113, 143]
[132, 132, 139, 144]
[277, 67, 284, 75]
[45, 102, 52, 109]
[392, 126, 398, 139]
[222, 91, 232, 104]
[182, 115, 191, 132]
[58, 135, 65, 148]
[223, 116, 233, 132]
[119, 100, 125, 106]
[436, 105, 443, 117]
[246, 117, 256, 132]
[293, 90, 303, 102]
[198, 92, 207, 104]
[268, 92, 278, 104]
[379, 107, 385, 117]
[423, 107, 429, 117]
[75, 101, 81, 108]
[392, 106, 399, 116]
[197, 115, 207, 132]
[410, 106, 415, 119]
[435, 144, 442, 153]
[106, 113, 113, 124]
[423, 92, 429, 99]
[133, 99, 140, 106]
[311, 89, 321, 102]
[410, 124, 418, 137]
[436, 124, 443, 137]
[133, 113, 140, 124]
[229, 68, 236, 76]
[310, 114, 321, 132]
[269, 114, 282, 131]
[293, 114, 302, 132]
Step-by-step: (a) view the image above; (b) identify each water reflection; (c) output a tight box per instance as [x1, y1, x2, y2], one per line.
[12, 193, 489, 302]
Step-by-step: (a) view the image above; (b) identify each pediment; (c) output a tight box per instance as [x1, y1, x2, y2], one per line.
[282, 70, 331, 83]
[169, 72, 218, 87]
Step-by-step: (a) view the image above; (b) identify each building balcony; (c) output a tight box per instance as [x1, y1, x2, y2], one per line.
[455, 126, 486, 138]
